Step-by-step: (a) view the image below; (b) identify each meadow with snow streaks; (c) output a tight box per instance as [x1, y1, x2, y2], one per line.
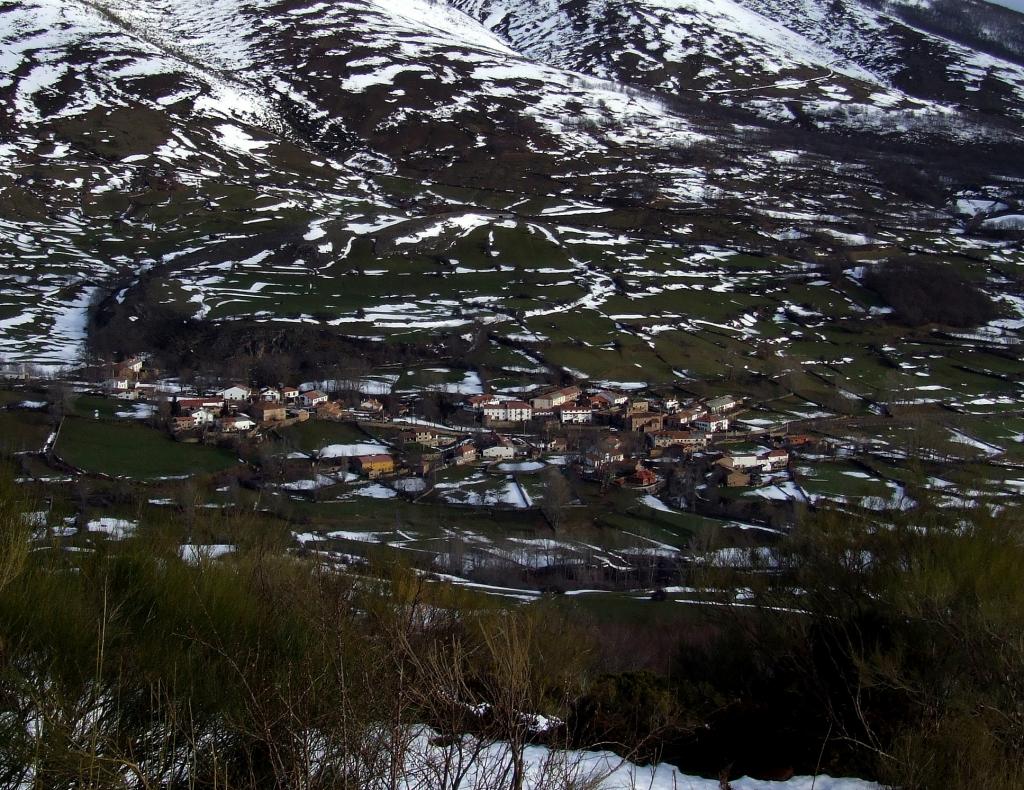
[0, 0, 1021, 371]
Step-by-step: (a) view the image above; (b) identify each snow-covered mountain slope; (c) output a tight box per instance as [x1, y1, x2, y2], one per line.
[449, 0, 1024, 125]
[0, 0, 1022, 368]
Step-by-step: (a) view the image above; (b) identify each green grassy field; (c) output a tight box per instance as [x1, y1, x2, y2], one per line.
[0, 390, 38, 407]
[55, 417, 238, 478]
[548, 588, 733, 631]
[0, 410, 51, 454]
[71, 395, 123, 419]
[795, 461, 895, 503]
[273, 420, 377, 454]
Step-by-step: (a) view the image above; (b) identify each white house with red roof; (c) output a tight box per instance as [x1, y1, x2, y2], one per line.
[483, 400, 532, 423]
[301, 390, 328, 408]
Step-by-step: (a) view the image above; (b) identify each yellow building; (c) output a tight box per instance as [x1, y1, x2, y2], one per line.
[355, 454, 395, 478]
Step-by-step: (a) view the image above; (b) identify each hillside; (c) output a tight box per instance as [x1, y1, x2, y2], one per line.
[0, 0, 1021, 385]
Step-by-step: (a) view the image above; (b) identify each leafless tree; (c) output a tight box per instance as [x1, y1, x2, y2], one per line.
[541, 468, 572, 531]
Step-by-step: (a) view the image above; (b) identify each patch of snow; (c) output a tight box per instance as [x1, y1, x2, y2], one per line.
[319, 442, 390, 458]
[86, 518, 137, 539]
[180, 544, 235, 563]
[353, 483, 398, 499]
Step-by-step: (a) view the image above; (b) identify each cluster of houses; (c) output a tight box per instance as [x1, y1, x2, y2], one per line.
[467, 386, 738, 438]
[91, 357, 799, 492]
[279, 428, 522, 485]
[168, 385, 387, 436]
[715, 447, 791, 487]
[162, 379, 794, 488]
[393, 426, 545, 476]
[460, 386, 792, 488]
[103, 356, 164, 399]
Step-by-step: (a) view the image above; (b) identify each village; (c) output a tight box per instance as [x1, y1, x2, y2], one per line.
[7, 334, 1016, 594]
[95, 354, 804, 510]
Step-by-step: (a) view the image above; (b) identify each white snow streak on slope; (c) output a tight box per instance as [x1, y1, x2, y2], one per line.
[646, 0, 878, 83]
[96, 0, 257, 72]
[82, 0, 279, 125]
[451, 0, 1024, 115]
[737, 0, 897, 76]
[3, 0, 139, 122]
[367, 0, 516, 55]
[341, 63, 432, 91]
[453, 0, 881, 84]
